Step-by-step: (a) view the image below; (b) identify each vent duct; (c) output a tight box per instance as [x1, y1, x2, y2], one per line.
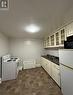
[0, 0, 9, 10]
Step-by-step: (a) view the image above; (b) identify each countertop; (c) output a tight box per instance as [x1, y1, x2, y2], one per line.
[42, 55, 59, 65]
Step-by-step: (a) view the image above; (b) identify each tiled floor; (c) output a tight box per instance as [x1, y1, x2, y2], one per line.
[0, 67, 62, 95]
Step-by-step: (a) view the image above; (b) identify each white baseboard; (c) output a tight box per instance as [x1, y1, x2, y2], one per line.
[0, 78, 1, 84]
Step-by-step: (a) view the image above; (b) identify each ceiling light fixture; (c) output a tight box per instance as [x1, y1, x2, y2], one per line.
[25, 24, 40, 33]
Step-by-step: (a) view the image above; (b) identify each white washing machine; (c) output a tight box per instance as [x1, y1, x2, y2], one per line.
[2, 54, 19, 81]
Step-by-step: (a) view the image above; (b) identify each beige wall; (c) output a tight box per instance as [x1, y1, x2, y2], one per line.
[9, 38, 45, 66]
[0, 33, 9, 57]
[45, 49, 59, 57]
[0, 32, 9, 78]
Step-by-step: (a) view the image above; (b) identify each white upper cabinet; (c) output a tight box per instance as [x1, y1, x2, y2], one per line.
[65, 22, 73, 37]
[43, 22, 73, 48]
[43, 28, 66, 48]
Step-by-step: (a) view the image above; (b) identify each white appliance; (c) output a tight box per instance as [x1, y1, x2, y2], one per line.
[2, 54, 11, 62]
[2, 54, 20, 81]
[59, 49, 73, 95]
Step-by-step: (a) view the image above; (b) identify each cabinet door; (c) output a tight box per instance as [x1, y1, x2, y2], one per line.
[51, 35, 54, 46]
[46, 61, 50, 74]
[65, 22, 73, 37]
[41, 58, 44, 67]
[51, 63, 60, 86]
[59, 28, 66, 45]
[54, 64, 60, 86]
[44, 59, 49, 71]
[51, 63, 56, 80]
[48, 61, 52, 76]
[55, 32, 59, 45]
[43, 59, 52, 77]
[47, 37, 50, 46]
[41, 58, 47, 70]
[43, 60, 47, 70]
[41, 58, 51, 76]
[55, 67, 60, 86]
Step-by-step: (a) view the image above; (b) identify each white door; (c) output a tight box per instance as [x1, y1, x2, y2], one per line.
[60, 64, 73, 95]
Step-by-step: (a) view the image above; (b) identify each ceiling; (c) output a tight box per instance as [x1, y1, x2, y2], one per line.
[0, 0, 73, 39]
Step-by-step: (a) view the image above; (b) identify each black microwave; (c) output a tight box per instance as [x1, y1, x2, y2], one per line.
[64, 41, 73, 49]
[64, 35, 73, 49]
